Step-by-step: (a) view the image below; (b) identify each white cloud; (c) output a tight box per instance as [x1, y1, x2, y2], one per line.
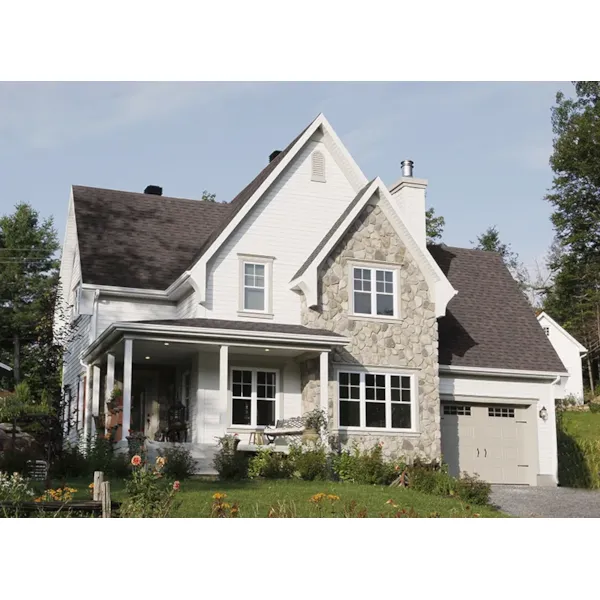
[0, 82, 268, 150]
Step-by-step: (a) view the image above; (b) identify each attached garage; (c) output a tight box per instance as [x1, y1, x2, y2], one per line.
[440, 398, 538, 485]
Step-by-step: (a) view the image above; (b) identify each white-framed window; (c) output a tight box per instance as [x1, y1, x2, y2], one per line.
[71, 282, 82, 321]
[351, 266, 397, 318]
[238, 255, 274, 317]
[231, 368, 278, 427]
[337, 370, 415, 430]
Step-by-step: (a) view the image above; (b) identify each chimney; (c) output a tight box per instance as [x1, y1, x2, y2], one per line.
[144, 185, 163, 196]
[389, 159, 427, 248]
[269, 150, 282, 163]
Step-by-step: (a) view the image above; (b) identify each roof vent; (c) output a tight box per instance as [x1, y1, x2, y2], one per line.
[269, 150, 282, 163]
[144, 185, 163, 196]
[401, 159, 414, 178]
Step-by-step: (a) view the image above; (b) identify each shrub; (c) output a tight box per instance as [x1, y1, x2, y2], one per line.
[589, 403, 600, 414]
[0, 448, 41, 477]
[289, 443, 328, 481]
[248, 448, 294, 479]
[407, 460, 456, 497]
[119, 455, 181, 518]
[213, 434, 248, 480]
[455, 472, 491, 505]
[332, 443, 399, 485]
[0, 471, 36, 502]
[160, 446, 196, 480]
[50, 444, 89, 479]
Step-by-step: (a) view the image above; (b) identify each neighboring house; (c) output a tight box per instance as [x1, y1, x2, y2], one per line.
[537, 311, 587, 404]
[57, 113, 568, 485]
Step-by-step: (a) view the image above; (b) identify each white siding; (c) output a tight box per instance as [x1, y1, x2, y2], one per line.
[96, 297, 177, 338]
[204, 138, 357, 324]
[176, 289, 198, 319]
[539, 315, 585, 402]
[440, 374, 558, 484]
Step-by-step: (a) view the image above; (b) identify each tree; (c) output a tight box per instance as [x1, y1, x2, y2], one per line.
[0, 203, 60, 386]
[472, 225, 527, 290]
[543, 82, 600, 391]
[201, 190, 216, 202]
[426, 207, 445, 244]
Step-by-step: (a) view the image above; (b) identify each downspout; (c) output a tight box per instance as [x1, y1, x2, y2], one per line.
[90, 289, 100, 341]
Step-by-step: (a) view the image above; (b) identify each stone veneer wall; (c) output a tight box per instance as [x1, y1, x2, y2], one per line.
[300, 198, 441, 461]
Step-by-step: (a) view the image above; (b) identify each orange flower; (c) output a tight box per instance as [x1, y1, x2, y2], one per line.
[131, 455, 142, 467]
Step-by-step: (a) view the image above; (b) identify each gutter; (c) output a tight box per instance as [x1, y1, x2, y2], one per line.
[439, 364, 569, 381]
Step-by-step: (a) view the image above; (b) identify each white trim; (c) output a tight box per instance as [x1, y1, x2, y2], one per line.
[0, 362, 12, 372]
[439, 364, 569, 380]
[122, 339, 133, 437]
[81, 282, 173, 301]
[239, 256, 273, 316]
[230, 366, 279, 428]
[537, 311, 587, 353]
[349, 263, 399, 320]
[334, 366, 418, 433]
[440, 393, 537, 407]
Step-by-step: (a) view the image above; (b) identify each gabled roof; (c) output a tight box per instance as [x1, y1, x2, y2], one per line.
[72, 186, 231, 289]
[537, 311, 587, 353]
[429, 244, 566, 373]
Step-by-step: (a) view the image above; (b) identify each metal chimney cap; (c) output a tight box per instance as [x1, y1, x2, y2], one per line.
[401, 159, 414, 178]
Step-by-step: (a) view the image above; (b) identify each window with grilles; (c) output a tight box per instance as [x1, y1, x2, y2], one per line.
[443, 404, 471, 416]
[488, 407, 515, 418]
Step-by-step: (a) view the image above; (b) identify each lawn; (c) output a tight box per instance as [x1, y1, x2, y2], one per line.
[559, 411, 600, 441]
[62, 477, 504, 517]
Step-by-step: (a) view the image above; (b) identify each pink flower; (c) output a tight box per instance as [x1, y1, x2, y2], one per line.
[131, 455, 142, 467]
[173, 481, 180, 492]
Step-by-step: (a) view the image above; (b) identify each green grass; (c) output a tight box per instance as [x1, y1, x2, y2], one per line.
[60, 477, 504, 518]
[560, 411, 600, 441]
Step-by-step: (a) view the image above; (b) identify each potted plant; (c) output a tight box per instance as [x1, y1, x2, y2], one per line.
[303, 408, 326, 443]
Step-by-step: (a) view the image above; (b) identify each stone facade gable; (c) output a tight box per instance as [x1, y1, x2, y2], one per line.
[300, 196, 441, 461]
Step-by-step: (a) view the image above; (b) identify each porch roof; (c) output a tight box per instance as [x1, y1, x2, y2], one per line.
[81, 317, 349, 364]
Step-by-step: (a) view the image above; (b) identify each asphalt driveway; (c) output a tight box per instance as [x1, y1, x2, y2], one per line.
[491, 485, 600, 517]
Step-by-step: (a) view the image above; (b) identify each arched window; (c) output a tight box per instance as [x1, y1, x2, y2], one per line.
[311, 150, 326, 182]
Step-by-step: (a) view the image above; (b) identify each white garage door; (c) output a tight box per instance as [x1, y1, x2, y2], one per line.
[440, 401, 534, 485]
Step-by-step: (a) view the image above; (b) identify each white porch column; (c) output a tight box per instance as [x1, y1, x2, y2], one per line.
[219, 345, 229, 412]
[83, 364, 93, 442]
[92, 364, 101, 436]
[319, 351, 329, 442]
[105, 353, 115, 433]
[122, 339, 133, 439]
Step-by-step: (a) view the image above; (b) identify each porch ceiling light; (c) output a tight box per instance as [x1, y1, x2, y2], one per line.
[539, 406, 548, 421]
[264, 348, 270, 352]
[145, 356, 151, 360]
[164, 342, 169, 346]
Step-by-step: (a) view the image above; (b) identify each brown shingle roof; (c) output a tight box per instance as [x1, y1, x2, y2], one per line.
[73, 186, 231, 289]
[429, 244, 566, 373]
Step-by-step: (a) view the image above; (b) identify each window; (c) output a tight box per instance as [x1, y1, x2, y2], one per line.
[244, 263, 265, 311]
[231, 368, 277, 427]
[238, 255, 274, 316]
[443, 404, 471, 416]
[71, 283, 82, 321]
[311, 151, 326, 182]
[352, 267, 397, 318]
[338, 371, 414, 430]
[488, 407, 515, 418]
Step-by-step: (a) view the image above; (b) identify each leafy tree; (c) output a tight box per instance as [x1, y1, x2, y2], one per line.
[201, 190, 216, 202]
[0, 203, 60, 387]
[426, 207, 445, 244]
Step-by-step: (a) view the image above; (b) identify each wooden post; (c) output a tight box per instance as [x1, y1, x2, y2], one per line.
[100, 481, 111, 518]
[93, 471, 104, 501]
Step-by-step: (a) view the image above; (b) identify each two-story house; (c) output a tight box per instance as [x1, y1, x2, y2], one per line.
[57, 113, 567, 485]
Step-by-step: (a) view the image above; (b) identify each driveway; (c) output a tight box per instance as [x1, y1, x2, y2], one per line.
[491, 485, 600, 517]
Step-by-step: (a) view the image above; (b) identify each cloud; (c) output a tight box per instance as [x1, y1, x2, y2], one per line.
[0, 82, 267, 150]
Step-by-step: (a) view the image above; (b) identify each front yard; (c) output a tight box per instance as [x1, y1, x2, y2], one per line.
[64, 478, 504, 517]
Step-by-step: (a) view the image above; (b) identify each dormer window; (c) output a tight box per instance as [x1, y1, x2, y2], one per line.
[238, 254, 274, 319]
[311, 150, 326, 182]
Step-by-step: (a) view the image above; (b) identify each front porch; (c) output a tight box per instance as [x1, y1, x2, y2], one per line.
[79, 319, 349, 472]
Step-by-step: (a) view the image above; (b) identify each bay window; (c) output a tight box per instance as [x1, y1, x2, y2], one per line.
[338, 371, 414, 430]
[231, 368, 277, 427]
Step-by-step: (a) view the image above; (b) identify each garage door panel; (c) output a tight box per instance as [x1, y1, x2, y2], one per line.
[441, 401, 534, 485]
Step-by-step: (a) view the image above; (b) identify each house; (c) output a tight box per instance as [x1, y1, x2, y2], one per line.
[57, 113, 568, 485]
[537, 311, 587, 404]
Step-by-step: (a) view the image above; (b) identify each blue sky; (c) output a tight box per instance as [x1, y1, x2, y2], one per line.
[0, 82, 568, 271]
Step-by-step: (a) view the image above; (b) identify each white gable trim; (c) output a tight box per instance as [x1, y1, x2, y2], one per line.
[188, 114, 369, 304]
[537, 311, 587, 354]
[290, 177, 457, 318]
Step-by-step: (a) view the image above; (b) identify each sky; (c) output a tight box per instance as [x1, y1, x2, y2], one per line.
[0, 81, 570, 273]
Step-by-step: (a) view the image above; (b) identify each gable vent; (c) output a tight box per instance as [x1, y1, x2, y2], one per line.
[311, 150, 326, 183]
